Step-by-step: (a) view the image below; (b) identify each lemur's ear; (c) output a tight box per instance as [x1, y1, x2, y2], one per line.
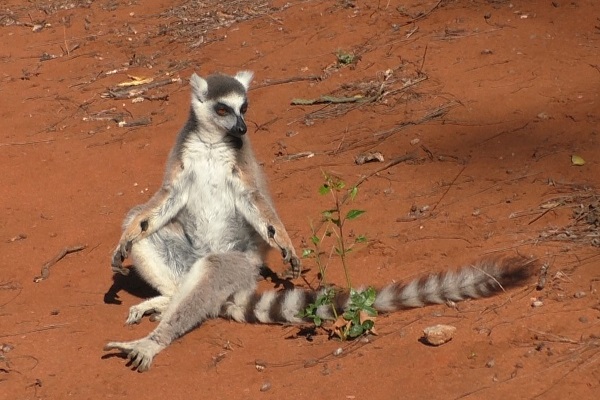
[190, 73, 209, 102]
[234, 71, 254, 91]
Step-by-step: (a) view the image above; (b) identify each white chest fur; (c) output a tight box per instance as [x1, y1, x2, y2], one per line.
[178, 139, 251, 252]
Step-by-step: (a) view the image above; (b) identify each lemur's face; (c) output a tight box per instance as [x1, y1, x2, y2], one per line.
[190, 71, 254, 141]
[211, 93, 249, 138]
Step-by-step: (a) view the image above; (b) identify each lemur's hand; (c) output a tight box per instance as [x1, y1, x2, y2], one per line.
[267, 224, 301, 279]
[111, 240, 132, 276]
[281, 248, 301, 279]
[111, 216, 149, 274]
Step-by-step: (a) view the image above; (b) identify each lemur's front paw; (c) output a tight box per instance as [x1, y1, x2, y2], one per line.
[111, 241, 132, 276]
[281, 248, 301, 279]
[267, 225, 301, 278]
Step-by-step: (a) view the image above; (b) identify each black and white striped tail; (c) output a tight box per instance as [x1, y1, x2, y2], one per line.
[221, 257, 534, 324]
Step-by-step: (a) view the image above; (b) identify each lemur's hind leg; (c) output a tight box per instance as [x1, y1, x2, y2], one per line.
[125, 223, 198, 324]
[105, 251, 260, 371]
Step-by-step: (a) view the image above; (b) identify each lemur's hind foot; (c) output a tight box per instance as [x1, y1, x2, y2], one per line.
[104, 338, 165, 372]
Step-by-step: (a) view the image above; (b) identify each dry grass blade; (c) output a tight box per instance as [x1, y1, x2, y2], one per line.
[528, 189, 600, 247]
[159, 0, 280, 47]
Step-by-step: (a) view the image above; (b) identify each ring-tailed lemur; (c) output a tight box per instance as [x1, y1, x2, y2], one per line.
[109, 70, 300, 324]
[104, 71, 534, 372]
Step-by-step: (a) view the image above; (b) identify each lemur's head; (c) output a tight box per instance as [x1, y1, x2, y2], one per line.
[190, 71, 253, 143]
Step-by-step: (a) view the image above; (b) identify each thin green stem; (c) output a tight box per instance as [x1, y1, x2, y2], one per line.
[332, 186, 352, 289]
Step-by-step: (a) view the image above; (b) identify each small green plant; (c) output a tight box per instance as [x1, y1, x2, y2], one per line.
[334, 287, 377, 339]
[335, 49, 356, 65]
[297, 287, 336, 327]
[301, 173, 376, 339]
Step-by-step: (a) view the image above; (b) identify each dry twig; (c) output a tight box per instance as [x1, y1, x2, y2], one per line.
[34, 245, 87, 282]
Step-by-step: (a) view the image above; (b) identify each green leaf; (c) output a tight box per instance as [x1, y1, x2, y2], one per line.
[346, 209, 366, 220]
[362, 306, 377, 316]
[314, 316, 322, 326]
[355, 235, 367, 243]
[310, 235, 320, 245]
[349, 186, 358, 200]
[342, 310, 355, 321]
[335, 180, 346, 190]
[364, 287, 377, 303]
[319, 184, 331, 195]
[347, 323, 364, 338]
[302, 248, 314, 258]
[362, 319, 375, 331]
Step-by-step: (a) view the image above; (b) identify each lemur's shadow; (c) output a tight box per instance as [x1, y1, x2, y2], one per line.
[258, 265, 297, 290]
[103, 264, 297, 305]
[103, 267, 158, 305]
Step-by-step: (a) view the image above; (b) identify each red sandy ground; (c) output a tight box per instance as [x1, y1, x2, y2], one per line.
[1, 1, 599, 399]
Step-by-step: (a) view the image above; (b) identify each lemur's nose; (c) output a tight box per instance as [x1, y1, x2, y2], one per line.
[236, 116, 247, 135]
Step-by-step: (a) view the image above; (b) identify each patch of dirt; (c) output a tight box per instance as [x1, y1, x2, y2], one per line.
[1, 0, 599, 399]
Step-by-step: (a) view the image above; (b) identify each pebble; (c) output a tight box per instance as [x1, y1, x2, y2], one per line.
[254, 359, 266, 372]
[531, 299, 544, 308]
[259, 382, 271, 392]
[422, 324, 456, 346]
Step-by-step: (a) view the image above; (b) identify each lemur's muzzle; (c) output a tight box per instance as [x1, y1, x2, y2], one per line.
[228, 115, 247, 137]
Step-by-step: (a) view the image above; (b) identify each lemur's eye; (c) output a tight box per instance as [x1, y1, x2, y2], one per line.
[215, 106, 228, 116]
[240, 103, 248, 114]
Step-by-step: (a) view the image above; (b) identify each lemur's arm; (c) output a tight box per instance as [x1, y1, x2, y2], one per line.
[232, 168, 301, 278]
[112, 159, 189, 271]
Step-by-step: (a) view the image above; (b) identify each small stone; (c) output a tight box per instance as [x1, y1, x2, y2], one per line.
[259, 382, 271, 392]
[579, 316, 588, 323]
[333, 347, 343, 356]
[254, 359, 267, 372]
[535, 342, 546, 352]
[422, 324, 457, 346]
[354, 151, 384, 165]
[1, 343, 14, 353]
[410, 138, 420, 145]
[574, 291, 586, 299]
[537, 112, 550, 120]
[485, 358, 495, 368]
[531, 299, 544, 307]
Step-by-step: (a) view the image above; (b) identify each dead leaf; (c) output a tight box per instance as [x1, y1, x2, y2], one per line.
[358, 310, 376, 325]
[571, 155, 585, 166]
